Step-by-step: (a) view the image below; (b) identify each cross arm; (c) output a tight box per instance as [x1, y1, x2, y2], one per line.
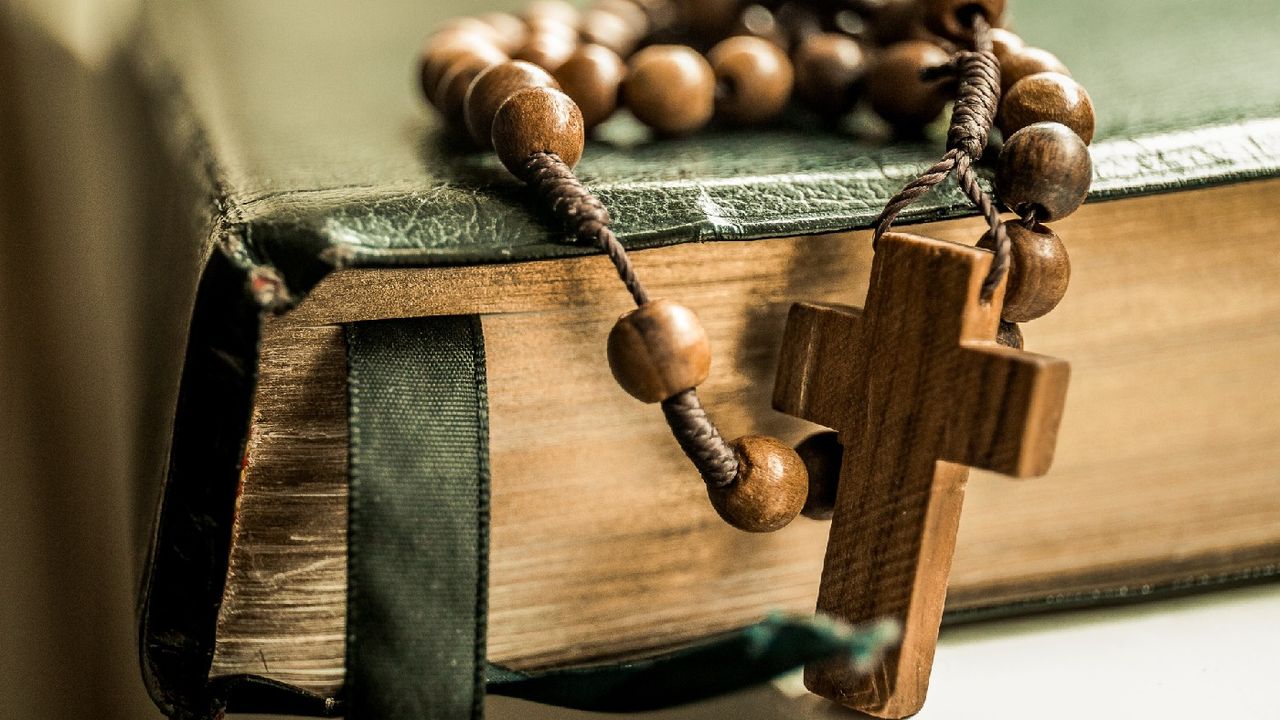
[944, 343, 1071, 478]
[772, 302, 865, 432]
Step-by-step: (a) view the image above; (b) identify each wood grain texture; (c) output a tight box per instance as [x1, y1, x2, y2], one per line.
[210, 179, 1280, 700]
[774, 233, 1069, 717]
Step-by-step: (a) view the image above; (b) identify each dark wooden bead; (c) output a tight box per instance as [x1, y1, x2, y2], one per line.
[978, 222, 1071, 322]
[434, 50, 508, 126]
[923, 0, 1005, 42]
[792, 33, 867, 117]
[420, 34, 507, 106]
[708, 36, 794, 125]
[999, 71, 1095, 144]
[607, 299, 712, 403]
[795, 431, 842, 521]
[515, 31, 578, 72]
[553, 44, 626, 129]
[734, 4, 790, 51]
[623, 45, 716, 136]
[679, 0, 740, 37]
[996, 121, 1092, 221]
[465, 61, 558, 147]
[996, 320, 1024, 349]
[867, 40, 953, 127]
[707, 435, 808, 532]
[491, 86, 585, 175]
[1000, 45, 1069, 93]
[866, 0, 925, 45]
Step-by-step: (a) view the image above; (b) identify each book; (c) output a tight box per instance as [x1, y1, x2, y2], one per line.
[133, 0, 1280, 714]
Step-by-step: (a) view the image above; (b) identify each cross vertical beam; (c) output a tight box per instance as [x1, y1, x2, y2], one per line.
[774, 232, 1070, 718]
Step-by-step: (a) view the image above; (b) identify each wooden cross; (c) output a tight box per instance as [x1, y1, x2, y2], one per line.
[773, 232, 1070, 718]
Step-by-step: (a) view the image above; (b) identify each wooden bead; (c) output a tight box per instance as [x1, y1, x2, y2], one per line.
[606, 299, 711, 403]
[581, 6, 646, 56]
[465, 61, 559, 147]
[795, 431, 842, 521]
[734, 5, 790, 51]
[491, 86, 585, 175]
[680, 0, 740, 37]
[1000, 45, 1069, 93]
[996, 121, 1092, 221]
[978, 222, 1071, 322]
[525, 0, 581, 29]
[623, 45, 716, 136]
[478, 12, 529, 54]
[553, 44, 626, 129]
[989, 27, 1024, 65]
[515, 31, 578, 72]
[999, 71, 1095, 144]
[867, 40, 953, 127]
[867, 0, 925, 45]
[434, 50, 508, 126]
[792, 33, 867, 117]
[708, 36, 794, 125]
[420, 34, 506, 106]
[707, 435, 808, 533]
[923, 0, 1005, 42]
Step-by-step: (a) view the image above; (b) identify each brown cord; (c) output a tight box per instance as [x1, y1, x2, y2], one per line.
[518, 151, 740, 487]
[871, 13, 1010, 301]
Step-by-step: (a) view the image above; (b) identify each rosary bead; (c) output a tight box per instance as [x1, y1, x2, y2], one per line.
[434, 50, 508, 125]
[989, 27, 1023, 65]
[866, 0, 926, 45]
[795, 431, 842, 521]
[515, 31, 578, 72]
[607, 299, 712, 403]
[679, 0, 740, 37]
[581, 4, 647, 57]
[996, 121, 1092, 221]
[491, 86, 585, 175]
[478, 12, 529, 54]
[524, 0, 581, 29]
[867, 40, 953, 128]
[465, 61, 559, 147]
[553, 44, 626, 129]
[791, 33, 866, 117]
[999, 71, 1095, 144]
[1000, 45, 1069, 93]
[623, 45, 716, 136]
[420, 35, 506, 106]
[978, 222, 1071, 322]
[708, 436, 808, 533]
[708, 36, 794, 125]
[923, 0, 1005, 43]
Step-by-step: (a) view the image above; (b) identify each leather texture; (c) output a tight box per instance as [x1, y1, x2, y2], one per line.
[136, 0, 1280, 308]
[132, 0, 1280, 716]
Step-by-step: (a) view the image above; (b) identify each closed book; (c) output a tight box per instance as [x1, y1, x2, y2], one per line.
[134, 0, 1280, 715]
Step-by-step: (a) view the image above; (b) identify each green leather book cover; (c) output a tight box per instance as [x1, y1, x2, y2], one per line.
[132, 0, 1280, 716]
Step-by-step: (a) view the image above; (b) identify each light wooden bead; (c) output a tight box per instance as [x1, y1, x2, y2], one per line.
[581, 6, 645, 56]
[433, 17, 506, 50]
[607, 299, 711, 403]
[434, 50, 508, 125]
[478, 12, 529, 53]
[421, 34, 507, 106]
[1000, 45, 1069, 93]
[923, 0, 1005, 42]
[553, 44, 626, 129]
[989, 27, 1024, 66]
[792, 33, 867, 117]
[623, 45, 716, 136]
[516, 31, 578, 72]
[708, 36, 794, 125]
[867, 40, 953, 127]
[491, 86, 585, 175]
[795, 431, 842, 521]
[465, 61, 559, 147]
[525, 0, 581, 29]
[978, 222, 1071, 322]
[707, 436, 808, 533]
[999, 71, 1095, 144]
[996, 121, 1092, 221]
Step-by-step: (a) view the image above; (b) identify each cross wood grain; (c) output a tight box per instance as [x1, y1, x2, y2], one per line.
[209, 179, 1280, 698]
[773, 234, 1070, 717]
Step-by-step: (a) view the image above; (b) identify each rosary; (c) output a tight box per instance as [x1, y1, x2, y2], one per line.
[420, 0, 1086, 715]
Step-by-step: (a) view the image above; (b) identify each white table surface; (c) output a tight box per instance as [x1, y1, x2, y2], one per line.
[487, 583, 1279, 720]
